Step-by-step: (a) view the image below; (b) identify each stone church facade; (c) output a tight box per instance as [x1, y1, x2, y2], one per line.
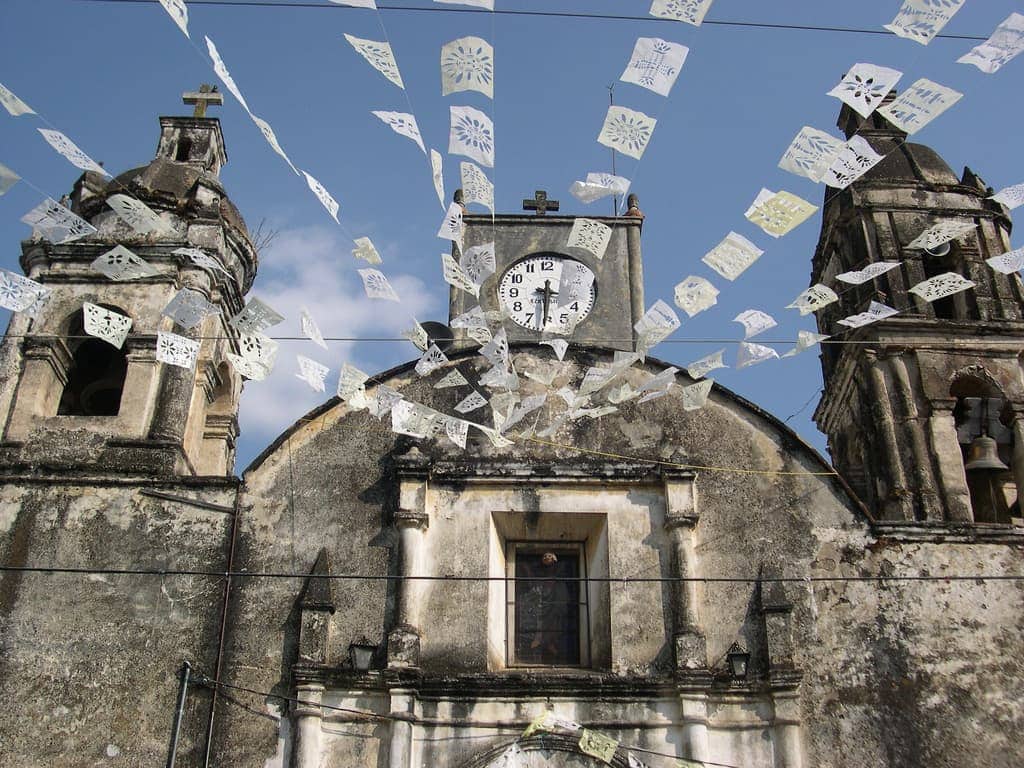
[0, 98, 1022, 767]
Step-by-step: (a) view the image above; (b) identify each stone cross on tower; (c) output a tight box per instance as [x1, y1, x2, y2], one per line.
[523, 190, 559, 216]
[182, 84, 224, 118]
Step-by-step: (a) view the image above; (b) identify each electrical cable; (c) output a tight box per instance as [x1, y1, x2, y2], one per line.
[3, 563, 1023, 584]
[72, 0, 992, 42]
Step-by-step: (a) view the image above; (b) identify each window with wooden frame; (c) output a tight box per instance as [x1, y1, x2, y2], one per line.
[505, 542, 590, 668]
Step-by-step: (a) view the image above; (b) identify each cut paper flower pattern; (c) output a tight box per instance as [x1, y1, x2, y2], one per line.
[827, 63, 903, 118]
[687, 349, 726, 380]
[372, 111, 426, 154]
[353, 237, 383, 265]
[986, 247, 1024, 275]
[344, 34, 404, 89]
[106, 194, 172, 235]
[620, 37, 688, 97]
[884, 0, 965, 45]
[156, 331, 200, 369]
[733, 309, 777, 339]
[837, 301, 898, 328]
[301, 308, 328, 350]
[162, 288, 219, 330]
[681, 379, 714, 411]
[205, 36, 251, 114]
[778, 126, 845, 184]
[0, 270, 49, 314]
[745, 189, 818, 239]
[358, 268, 401, 302]
[908, 272, 975, 302]
[824, 136, 884, 190]
[836, 261, 901, 285]
[736, 341, 779, 369]
[649, 0, 714, 27]
[175, 248, 230, 276]
[449, 105, 495, 167]
[876, 78, 962, 135]
[674, 275, 719, 317]
[702, 232, 763, 281]
[567, 218, 612, 260]
[597, 106, 657, 160]
[786, 284, 839, 316]
[302, 171, 340, 224]
[906, 219, 975, 250]
[460, 242, 496, 286]
[0, 81, 35, 116]
[296, 355, 330, 392]
[455, 390, 488, 414]
[38, 129, 109, 177]
[83, 302, 132, 349]
[783, 330, 830, 358]
[21, 198, 97, 244]
[958, 13, 1024, 74]
[441, 36, 494, 98]
[158, 0, 190, 37]
[415, 344, 449, 377]
[91, 246, 160, 282]
[431, 150, 446, 209]
[229, 297, 285, 335]
[460, 162, 494, 211]
[990, 183, 1024, 210]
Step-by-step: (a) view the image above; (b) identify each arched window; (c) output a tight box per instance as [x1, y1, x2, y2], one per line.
[951, 375, 1016, 524]
[922, 242, 958, 320]
[57, 308, 129, 417]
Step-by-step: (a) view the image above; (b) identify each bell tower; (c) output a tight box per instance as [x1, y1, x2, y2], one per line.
[451, 189, 645, 352]
[0, 86, 257, 477]
[812, 97, 1024, 525]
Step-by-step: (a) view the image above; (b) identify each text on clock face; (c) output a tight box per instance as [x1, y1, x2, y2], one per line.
[497, 255, 596, 332]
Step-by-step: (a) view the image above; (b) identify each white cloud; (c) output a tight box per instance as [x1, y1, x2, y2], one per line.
[235, 225, 442, 464]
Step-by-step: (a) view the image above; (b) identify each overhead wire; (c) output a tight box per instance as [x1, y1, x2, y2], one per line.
[3, 563, 1023, 584]
[73, 0, 992, 42]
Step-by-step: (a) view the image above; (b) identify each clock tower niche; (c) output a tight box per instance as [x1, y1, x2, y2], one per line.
[450, 190, 646, 352]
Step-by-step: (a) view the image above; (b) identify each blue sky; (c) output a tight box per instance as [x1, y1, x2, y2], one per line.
[1, 0, 1023, 469]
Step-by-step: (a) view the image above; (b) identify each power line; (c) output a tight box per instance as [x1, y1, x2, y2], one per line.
[73, 0, 991, 41]
[0, 332, 1001, 346]
[3, 563, 1023, 584]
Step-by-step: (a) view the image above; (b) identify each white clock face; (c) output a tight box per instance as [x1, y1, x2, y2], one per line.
[497, 255, 596, 332]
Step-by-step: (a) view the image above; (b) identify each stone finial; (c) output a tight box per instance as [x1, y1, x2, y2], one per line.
[625, 193, 644, 219]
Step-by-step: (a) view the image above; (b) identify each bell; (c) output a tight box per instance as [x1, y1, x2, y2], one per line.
[964, 435, 1009, 473]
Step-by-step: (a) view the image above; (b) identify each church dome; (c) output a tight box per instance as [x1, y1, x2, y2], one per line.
[862, 141, 961, 186]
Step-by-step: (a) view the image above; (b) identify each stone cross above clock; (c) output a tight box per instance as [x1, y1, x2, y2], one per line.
[523, 190, 559, 216]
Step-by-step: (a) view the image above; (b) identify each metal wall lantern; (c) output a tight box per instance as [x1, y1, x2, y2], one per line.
[726, 642, 750, 680]
[349, 637, 377, 672]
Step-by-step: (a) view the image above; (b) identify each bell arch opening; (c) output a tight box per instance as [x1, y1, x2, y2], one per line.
[950, 373, 1016, 524]
[57, 307, 129, 417]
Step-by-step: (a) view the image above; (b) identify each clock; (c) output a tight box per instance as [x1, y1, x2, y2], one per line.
[497, 254, 596, 333]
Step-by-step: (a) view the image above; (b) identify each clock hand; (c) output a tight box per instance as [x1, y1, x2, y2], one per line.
[541, 279, 559, 327]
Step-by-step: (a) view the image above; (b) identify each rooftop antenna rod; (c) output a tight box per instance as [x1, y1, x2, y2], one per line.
[608, 83, 619, 217]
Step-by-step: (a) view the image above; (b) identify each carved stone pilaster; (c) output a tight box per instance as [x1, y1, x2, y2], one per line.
[663, 471, 706, 673]
[388, 447, 430, 669]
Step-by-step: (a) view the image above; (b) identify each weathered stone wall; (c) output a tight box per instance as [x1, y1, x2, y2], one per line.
[0, 479, 235, 767]
[211, 346, 1024, 767]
